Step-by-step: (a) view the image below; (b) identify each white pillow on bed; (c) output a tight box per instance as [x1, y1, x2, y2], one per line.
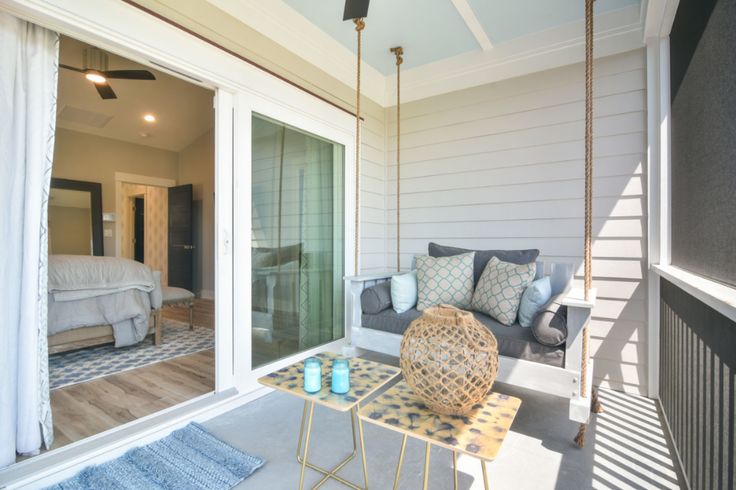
[391, 271, 417, 314]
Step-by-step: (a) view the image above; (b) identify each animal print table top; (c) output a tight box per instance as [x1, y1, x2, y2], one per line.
[258, 352, 400, 412]
[358, 380, 521, 461]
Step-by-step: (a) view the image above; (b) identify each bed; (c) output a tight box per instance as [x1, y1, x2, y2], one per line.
[47, 255, 163, 353]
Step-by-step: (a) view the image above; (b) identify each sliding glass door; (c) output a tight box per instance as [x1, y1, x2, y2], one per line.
[250, 114, 344, 368]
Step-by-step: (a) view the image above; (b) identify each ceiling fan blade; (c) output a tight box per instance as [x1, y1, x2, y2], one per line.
[343, 0, 369, 20]
[103, 70, 156, 80]
[94, 82, 117, 100]
[60, 63, 85, 73]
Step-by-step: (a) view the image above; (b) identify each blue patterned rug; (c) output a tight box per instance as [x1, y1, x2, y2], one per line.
[49, 321, 214, 390]
[46, 422, 264, 490]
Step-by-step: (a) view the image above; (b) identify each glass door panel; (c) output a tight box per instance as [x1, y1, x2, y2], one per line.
[251, 114, 344, 368]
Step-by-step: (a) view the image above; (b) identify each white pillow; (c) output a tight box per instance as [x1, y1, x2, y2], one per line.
[391, 271, 418, 313]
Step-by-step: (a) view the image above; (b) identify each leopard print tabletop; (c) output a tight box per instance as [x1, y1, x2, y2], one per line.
[258, 352, 401, 412]
[359, 380, 521, 461]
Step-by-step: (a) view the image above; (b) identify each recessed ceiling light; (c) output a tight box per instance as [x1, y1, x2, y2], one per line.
[143, 114, 156, 123]
[84, 72, 107, 84]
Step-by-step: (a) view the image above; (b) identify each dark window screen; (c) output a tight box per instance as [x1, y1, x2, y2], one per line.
[670, 0, 736, 287]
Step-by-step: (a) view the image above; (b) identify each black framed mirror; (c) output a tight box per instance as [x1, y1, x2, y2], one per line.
[49, 178, 104, 256]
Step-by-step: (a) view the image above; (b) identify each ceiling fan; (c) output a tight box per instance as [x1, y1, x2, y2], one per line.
[60, 47, 156, 100]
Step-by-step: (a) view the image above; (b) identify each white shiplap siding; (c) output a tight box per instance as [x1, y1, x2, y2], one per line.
[385, 50, 648, 394]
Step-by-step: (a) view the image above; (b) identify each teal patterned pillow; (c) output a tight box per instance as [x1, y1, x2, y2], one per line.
[471, 256, 537, 326]
[416, 252, 475, 311]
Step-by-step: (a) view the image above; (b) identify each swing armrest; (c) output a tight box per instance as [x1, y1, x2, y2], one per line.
[562, 287, 596, 391]
[344, 273, 400, 330]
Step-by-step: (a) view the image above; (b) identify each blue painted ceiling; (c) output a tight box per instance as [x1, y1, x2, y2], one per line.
[282, 0, 641, 75]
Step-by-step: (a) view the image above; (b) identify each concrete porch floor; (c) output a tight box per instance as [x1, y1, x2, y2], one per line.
[203, 353, 685, 489]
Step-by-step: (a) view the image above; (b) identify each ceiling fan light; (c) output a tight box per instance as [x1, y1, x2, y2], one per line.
[85, 72, 107, 84]
[143, 114, 156, 123]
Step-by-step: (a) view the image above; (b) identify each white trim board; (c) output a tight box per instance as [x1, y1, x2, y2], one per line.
[652, 265, 736, 325]
[208, 0, 647, 106]
[114, 172, 177, 188]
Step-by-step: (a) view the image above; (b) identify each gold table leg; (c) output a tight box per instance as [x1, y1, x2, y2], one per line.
[453, 451, 458, 490]
[422, 442, 431, 490]
[392, 434, 408, 490]
[298, 401, 315, 490]
[356, 402, 369, 489]
[481, 459, 489, 490]
[295, 400, 367, 490]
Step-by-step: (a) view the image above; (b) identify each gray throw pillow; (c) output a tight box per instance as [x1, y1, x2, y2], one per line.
[416, 252, 475, 311]
[428, 242, 539, 286]
[531, 294, 568, 347]
[360, 282, 392, 314]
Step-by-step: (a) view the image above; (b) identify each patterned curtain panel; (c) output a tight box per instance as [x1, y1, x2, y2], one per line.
[0, 13, 59, 466]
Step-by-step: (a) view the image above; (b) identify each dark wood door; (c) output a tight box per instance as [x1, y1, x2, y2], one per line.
[168, 184, 193, 291]
[134, 197, 145, 263]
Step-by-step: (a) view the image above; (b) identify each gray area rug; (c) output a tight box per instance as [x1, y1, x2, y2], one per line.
[49, 321, 214, 390]
[46, 422, 264, 490]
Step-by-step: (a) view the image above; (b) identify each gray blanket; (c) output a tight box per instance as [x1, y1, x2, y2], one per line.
[47, 288, 153, 347]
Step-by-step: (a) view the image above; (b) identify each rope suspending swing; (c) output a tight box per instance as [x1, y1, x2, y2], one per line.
[391, 46, 403, 272]
[575, 0, 604, 448]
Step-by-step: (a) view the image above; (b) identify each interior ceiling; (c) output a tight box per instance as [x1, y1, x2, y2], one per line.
[57, 36, 214, 153]
[282, 0, 641, 75]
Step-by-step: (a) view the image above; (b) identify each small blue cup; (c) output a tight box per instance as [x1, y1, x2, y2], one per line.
[303, 357, 322, 393]
[331, 358, 350, 394]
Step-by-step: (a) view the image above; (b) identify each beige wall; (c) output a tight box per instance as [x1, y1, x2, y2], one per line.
[52, 128, 179, 255]
[48, 206, 92, 255]
[133, 0, 388, 273]
[385, 50, 648, 394]
[178, 129, 215, 296]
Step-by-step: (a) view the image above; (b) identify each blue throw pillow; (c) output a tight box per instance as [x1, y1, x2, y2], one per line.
[391, 271, 418, 313]
[518, 276, 552, 327]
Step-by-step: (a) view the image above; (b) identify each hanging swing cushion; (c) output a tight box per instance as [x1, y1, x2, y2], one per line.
[471, 257, 536, 326]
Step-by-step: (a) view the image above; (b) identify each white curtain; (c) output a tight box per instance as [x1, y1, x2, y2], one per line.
[0, 13, 58, 467]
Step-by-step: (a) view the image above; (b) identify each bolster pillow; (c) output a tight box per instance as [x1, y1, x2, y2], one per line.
[361, 282, 393, 314]
[531, 294, 568, 347]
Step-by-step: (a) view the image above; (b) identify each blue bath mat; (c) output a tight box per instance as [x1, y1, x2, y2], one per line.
[47, 423, 265, 490]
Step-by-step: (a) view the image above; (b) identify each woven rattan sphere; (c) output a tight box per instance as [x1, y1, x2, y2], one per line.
[400, 304, 499, 415]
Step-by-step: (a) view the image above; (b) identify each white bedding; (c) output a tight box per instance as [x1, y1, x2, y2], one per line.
[49, 254, 155, 302]
[48, 255, 161, 347]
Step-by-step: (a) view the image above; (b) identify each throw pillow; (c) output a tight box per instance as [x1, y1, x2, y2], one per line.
[518, 276, 552, 327]
[391, 271, 418, 313]
[531, 294, 568, 347]
[471, 256, 536, 326]
[428, 242, 539, 286]
[416, 252, 475, 311]
[361, 281, 392, 314]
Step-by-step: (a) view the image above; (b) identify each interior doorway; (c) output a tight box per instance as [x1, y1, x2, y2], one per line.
[133, 196, 144, 263]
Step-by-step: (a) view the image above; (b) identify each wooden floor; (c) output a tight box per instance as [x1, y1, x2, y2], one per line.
[50, 349, 215, 450]
[47, 299, 217, 451]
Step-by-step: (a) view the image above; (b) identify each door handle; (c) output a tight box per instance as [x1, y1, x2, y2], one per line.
[172, 244, 196, 250]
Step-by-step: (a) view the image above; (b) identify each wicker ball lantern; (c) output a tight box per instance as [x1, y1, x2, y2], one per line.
[400, 304, 499, 415]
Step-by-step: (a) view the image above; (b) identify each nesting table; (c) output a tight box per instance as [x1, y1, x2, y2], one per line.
[358, 380, 521, 490]
[258, 352, 400, 490]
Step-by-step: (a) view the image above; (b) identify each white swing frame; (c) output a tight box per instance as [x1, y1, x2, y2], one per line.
[343, 267, 596, 425]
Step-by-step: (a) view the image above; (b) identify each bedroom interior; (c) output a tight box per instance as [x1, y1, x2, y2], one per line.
[39, 34, 218, 453]
[0, 0, 733, 489]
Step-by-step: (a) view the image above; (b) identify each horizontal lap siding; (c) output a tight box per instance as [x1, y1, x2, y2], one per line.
[386, 50, 648, 394]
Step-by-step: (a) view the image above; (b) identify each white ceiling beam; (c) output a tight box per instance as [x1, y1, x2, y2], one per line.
[450, 0, 493, 51]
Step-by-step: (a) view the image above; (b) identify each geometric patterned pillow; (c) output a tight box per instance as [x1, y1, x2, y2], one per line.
[471, 256, 537, 326]
[416, 252, 475, 311]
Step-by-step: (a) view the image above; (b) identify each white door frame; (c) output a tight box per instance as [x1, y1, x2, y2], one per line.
[0, 0, 355, 486]
[113, 172, 177, 259]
